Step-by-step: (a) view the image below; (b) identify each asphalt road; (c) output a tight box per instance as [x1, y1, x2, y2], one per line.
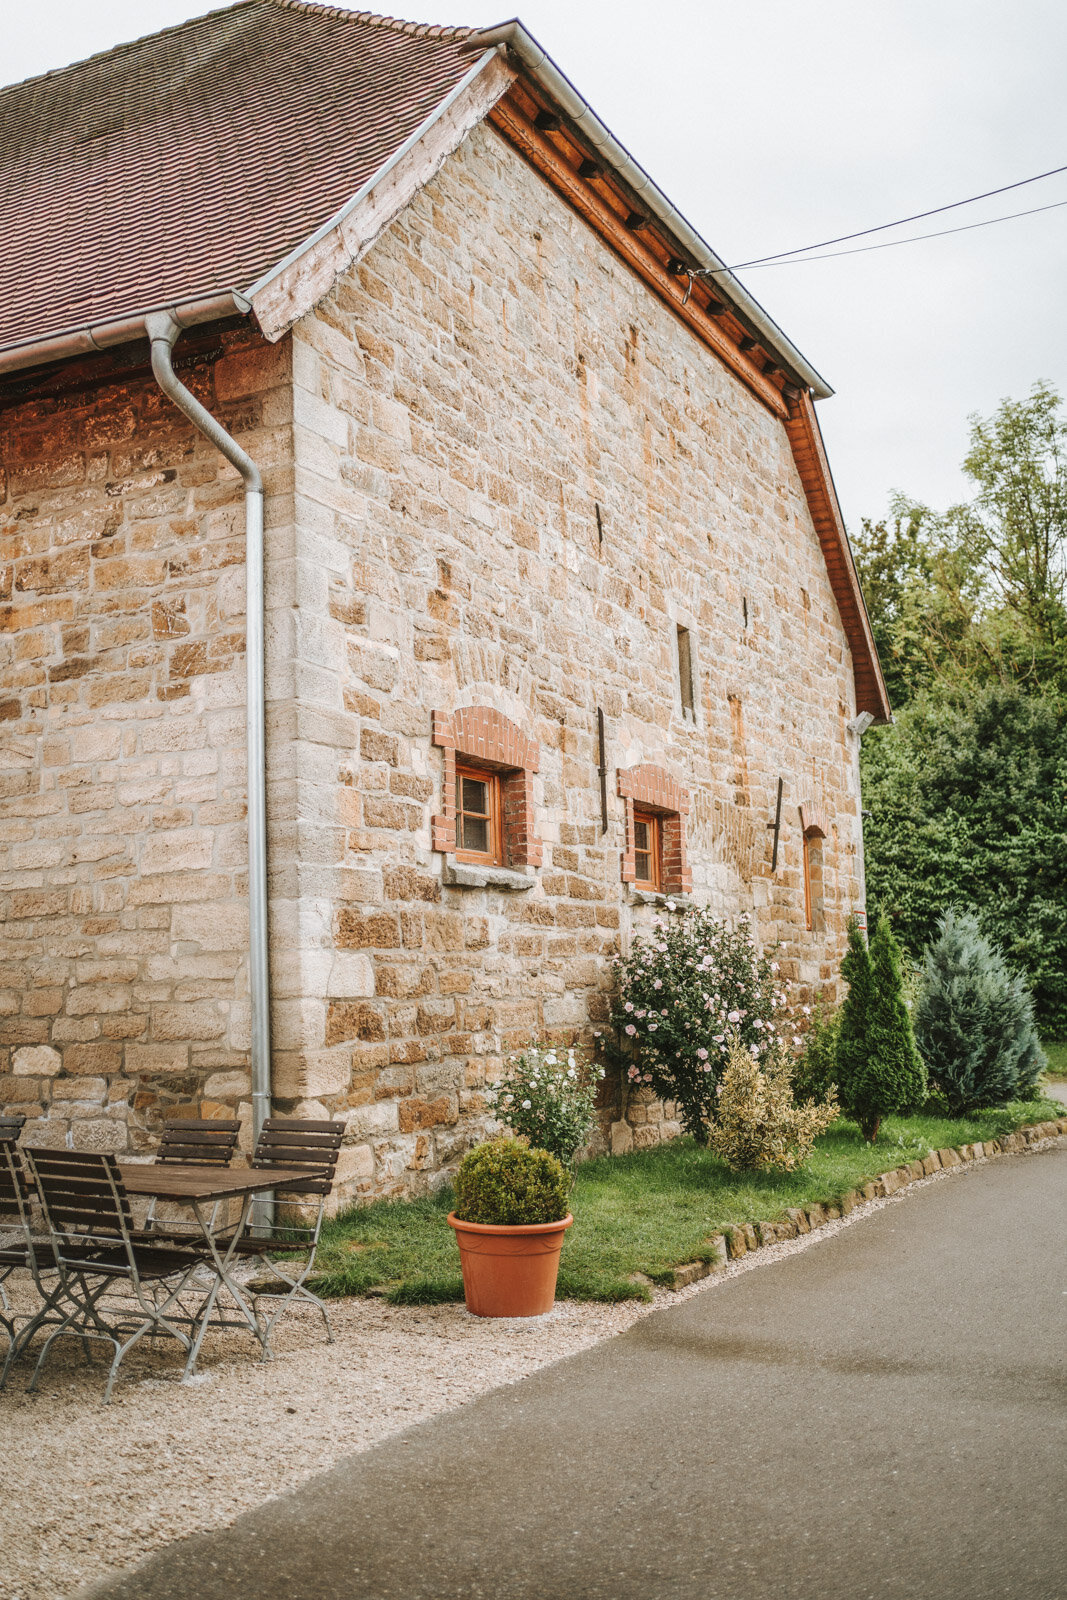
[89, 1144, 1067, 1600]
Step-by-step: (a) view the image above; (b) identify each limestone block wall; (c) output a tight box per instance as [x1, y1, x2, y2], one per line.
[281, 120, 865, 1198]
[0, 326, 293, 1150]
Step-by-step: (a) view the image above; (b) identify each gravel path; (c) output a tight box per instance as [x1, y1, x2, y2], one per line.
[0, 1136, 1060, 1600]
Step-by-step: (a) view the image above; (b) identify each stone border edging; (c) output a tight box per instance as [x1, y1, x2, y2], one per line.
[662, 1116, 1067, 1291]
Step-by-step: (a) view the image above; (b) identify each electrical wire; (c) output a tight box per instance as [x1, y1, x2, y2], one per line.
[729, 161, 1067, 267]
[733, 195, 1067, 269]
[679, 194, 1067, 292]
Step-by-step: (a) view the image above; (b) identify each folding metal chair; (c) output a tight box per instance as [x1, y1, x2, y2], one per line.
[229, 1119, 344, 1349]
[25, 1149, 210, 1403]
[141, 1116, 241, 1241]
[0, 1124, 86, 1388]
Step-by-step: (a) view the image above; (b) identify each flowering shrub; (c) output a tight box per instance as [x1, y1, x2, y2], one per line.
[707, 1036, 839, 1173]
[485, 1044, 605, 1166]
[609, 908, 791, 1141]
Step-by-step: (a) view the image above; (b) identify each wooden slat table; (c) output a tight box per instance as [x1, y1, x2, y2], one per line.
[118, 1162, 329, 1374]
[119, 1163, 326, 1201]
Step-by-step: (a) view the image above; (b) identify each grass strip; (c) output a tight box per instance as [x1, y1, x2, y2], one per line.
[312, 1098, 1063, 1306]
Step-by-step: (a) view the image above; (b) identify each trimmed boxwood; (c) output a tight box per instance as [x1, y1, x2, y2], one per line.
[452, 1138, 570, 1226]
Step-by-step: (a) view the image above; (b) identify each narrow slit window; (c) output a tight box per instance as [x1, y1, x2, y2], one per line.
[633, 809, 661, 891]
[676, 624, 695, 720]
[455, 767, 502, 865]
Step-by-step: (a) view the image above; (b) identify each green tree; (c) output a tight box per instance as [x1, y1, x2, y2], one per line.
[862, 684, 1067, 1034]
[836, 914, 926, 1141]
[914, 910, 1046, 1113]
[853, 383, 1067, 706]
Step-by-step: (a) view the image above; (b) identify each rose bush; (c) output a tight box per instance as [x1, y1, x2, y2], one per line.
[609, 908, 793, 1141]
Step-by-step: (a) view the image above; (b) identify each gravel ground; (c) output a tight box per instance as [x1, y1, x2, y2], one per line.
[0, 1137, 1059, 1600]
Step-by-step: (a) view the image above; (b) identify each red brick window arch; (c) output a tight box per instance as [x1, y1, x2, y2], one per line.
[799, 802, 828, 932]
[618, 763, 692, 895]
[431, 707, 542, 869]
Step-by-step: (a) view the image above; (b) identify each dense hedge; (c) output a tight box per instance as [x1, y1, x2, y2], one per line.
[861, 685, 1067, 1035]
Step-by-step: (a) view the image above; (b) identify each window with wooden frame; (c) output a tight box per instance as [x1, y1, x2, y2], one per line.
[431, 707, 543, 871]
[799, 803, 828, 934]
[454, 765, 504, 866]
[632, 808, 662, 890]
[618, 764, 692, 897]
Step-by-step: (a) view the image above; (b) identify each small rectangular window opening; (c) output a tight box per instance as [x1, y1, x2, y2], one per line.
[455, 766, 503, 865]
[633, 808, 661, 891]
[676, 624, 695, 720]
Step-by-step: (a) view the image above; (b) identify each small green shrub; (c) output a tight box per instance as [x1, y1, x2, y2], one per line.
[837, 914, 927, 1141]
[452, 1138, 570, 1226]
[707, 1037, 838, 1173]
[485, 1043, 604, 1165]
[914, 909, 1047, 1113]
[793, 1002, 841, 1104]
[610, 907, 791, 1142]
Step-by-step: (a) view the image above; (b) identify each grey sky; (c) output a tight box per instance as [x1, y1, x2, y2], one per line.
[6, 0, 1066, 531]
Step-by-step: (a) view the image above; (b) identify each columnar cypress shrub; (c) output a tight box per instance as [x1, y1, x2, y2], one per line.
[836, 913, 927, 1140]
[914, 910, 1047, 1113]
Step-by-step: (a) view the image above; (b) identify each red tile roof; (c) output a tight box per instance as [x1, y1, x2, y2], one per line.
[0, 1, 477, 354]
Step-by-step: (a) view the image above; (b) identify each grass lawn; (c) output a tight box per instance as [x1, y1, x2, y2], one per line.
[1043, 1040, 1067, 1078]
[312, 1096, 1063, 1306]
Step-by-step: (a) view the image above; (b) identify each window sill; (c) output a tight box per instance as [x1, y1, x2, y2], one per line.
[442, 860, 535, 892]
[628, 888, 693, 910]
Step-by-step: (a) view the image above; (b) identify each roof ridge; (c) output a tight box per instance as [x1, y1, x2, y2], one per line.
[266, 0, 476, 38]
[0, 0, 474, 101]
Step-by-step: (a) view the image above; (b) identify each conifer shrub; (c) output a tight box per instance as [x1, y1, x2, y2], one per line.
[793, 1002, 841, 1105]
[913, 909, 1046, 1113]
[707, 1037, 838, 1173]
[836, 914, 927, 1141]
[452, 1138, 570, 1226]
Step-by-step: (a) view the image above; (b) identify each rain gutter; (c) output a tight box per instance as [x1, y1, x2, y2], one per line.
[0, 290, 249, 377]
[464, 20, 833, 399]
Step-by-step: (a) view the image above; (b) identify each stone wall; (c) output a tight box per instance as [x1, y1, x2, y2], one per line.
[0, 326, 292, 1150]
[1, 120, 866, 1191]
[279, 120, 866, 1198]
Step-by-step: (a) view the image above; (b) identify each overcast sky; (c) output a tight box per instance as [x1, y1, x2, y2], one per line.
[5, 0, 1066, 530]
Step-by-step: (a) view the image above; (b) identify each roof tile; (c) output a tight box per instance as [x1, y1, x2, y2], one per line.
[0, 0, 477, 352]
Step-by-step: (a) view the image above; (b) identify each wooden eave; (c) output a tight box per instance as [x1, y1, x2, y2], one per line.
[489, 78, 891, 725]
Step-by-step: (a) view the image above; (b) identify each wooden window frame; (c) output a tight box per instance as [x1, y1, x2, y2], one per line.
[799, 804, 828, 934]
[632, 807, 662, 891]
[618, 764, 692, 896]
[454, 764, 504, 867]
[802, 832, 815, 931]
[431, 707, 543, 870]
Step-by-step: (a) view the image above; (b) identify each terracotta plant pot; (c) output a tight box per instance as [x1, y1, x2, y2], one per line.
[448, 1212, 573, 1317]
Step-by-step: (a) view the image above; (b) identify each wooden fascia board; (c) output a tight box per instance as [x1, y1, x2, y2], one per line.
[488, 92, 789, 420]
[489, 84, 890, 723]
[785, 392, 892, 723]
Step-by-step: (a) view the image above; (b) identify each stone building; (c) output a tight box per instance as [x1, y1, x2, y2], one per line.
[0, 3, 889, 1198]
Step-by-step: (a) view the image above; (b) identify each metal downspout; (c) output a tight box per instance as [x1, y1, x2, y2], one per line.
[145, 312, 272, 1215]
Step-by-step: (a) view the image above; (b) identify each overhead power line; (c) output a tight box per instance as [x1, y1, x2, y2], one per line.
[730, 160, 1067, 268]
[733, 195, 1067, 269]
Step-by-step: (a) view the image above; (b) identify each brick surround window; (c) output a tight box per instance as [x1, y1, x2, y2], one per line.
[799, 802, 828, 932]
[618, 764, 692, 896]
[432, 707, 542, 869]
